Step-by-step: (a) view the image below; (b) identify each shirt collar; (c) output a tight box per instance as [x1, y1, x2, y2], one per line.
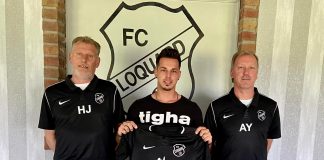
[65, 75, 99, 91]
[229, 87, 260, 108]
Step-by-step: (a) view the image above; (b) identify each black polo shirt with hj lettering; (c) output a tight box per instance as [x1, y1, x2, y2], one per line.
[204, 88, 281, 160]
[38, 75, 125, 160]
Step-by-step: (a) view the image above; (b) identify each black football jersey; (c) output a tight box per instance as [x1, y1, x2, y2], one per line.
[116, 124, 211, 160]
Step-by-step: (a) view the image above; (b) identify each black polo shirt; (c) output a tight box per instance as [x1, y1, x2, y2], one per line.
[204, 88, 281, 160]
[38, 75, 125, 160]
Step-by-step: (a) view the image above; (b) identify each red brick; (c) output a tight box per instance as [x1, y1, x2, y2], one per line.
[59, 67, 67, 79]
[241, 0, 260, 6]
[43, 33, 58, 43]
[43, 21, 59, 31]
[239, 18, 258, 31]
[42, 8, 58, 19]
[57, 10, 66, 22]
[238, 31, 257, 41]
[59, 46, 67, 58]
[42, 0, 59, 7]
[241, 8, 259, 18]
[59, 55, 66, 67]
[44, 44, 59, 56]
[57, 0, 65, 10]
[58, 34, 66, 43]
[58, 22, 65, 33]
[44, 67, 59, 78]
[238, 43, 256, 53]
[44, 56, 59, 66]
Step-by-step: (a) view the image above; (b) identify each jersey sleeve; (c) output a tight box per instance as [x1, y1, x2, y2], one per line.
[38, 92, 55, 129]
[267, 104, 281, 139]
[113, 87, 126, 128]
[192, 102, 204, 127]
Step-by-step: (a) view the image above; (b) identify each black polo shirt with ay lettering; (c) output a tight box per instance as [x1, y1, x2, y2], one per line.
[38, 75, 125, 160]
[204, 88, 281, 160]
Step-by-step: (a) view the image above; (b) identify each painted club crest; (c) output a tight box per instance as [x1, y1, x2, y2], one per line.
[95, 93, 104, 104]
[257, 110, 266, 121]
[100, 2, 203, 102]
[173, 144, 186, 157]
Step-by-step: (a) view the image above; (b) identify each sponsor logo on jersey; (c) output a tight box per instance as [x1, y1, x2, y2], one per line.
[173, 144, 186, 157]
[58, 99, 70, 105]
[139, 111, 190, 125]
[100, 2, 203, 103]
[223, 114, 234, 119]
[143, 145, 156, 150]
[95, 93, 104, 104]
[257, 110, 266, 121]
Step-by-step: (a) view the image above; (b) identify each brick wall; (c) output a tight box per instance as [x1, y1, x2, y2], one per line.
[238, 0, 260, 53]
[41, 0, 259, 86]
[42, 0, 66, 88]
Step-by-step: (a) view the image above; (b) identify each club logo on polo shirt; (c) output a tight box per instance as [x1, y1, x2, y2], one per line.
[173, 144, 186, 157]
[257, 110, 266, 121]
[95, 93, 104, 104]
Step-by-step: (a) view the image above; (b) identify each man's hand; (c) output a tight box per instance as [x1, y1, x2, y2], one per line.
[117, 121, 138, 136]
[195, 126, 212, 145]
[116, 121, 138, 148]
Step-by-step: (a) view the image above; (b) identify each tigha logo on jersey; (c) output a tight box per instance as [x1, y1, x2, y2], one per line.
[139, 111, 191, 125]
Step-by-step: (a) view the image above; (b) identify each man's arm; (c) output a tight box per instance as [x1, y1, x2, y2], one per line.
[267, 139, 273, 152]
[44, 130, 56, 151]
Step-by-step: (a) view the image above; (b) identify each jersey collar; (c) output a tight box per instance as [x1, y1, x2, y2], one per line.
[65, 75, 99, 91]
[229, 87, 260, 108]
